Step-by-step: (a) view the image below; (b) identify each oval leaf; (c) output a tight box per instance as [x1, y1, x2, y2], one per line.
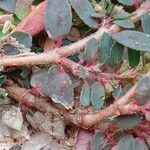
[128, 48, 140, 68]
[80, 83, 91, 107]
[91, 82, 105, 110]
[135, 75, 150, 105]
[84, 38, 98, 60]
[112, 30, 150, 52]
[11, 31, 32, 48]
[113, 19, 134, 29]
[117, 0, 134, 6]
[99, 32, 113, 64]
[31, 65, 74, 109]
[91, 131, 110, 150]
[114, 114, 143, 130]
[132, 138, 149, 150]
[116, 135, 134, 150]
[108, 43, 124, 67]
[45, 0, 72, 40]
[70, 0, 98, 28]
[2, 44, 20, 55]
[141, 12, 150, 35]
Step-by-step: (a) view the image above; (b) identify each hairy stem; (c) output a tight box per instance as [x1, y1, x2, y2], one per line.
[1, 1, 150, 67]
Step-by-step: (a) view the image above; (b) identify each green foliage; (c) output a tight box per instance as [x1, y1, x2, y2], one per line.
[70, 0, 98, 28]
[91, 82, 105, 110]
[117, 0, 133, 6]
[91, 132, 110, 150]
[0, 75, 6, 86]
[11, 31, 32, 48]
[83, 38, 98, 61]
[112, 30, 150, 52]
[113, 19, 134, 29]
[114, 114, 143, 130]
[128, 48, 140, 68]
[132, 138, 149, 150]
[15, 0, 33, 20]
[45, 0, 72, 40]
[135, 75, 150, 105]
[108, 43, 124, 67]
[116, 135, 134, 150]
[113, 11, 132, 20]
[99, 32, 113, 64]
[80, 83, 91, 107]
[141, 12, 150, 35]
[30, 65, 74, 109]
[0, 0, 16, 13]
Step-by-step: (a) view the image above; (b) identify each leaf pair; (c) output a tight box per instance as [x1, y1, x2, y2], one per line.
[45, 0, 98, 40]
[116, 135, 149, 150]
[80, 82, 105, 110]
[99, 32, 124, 67]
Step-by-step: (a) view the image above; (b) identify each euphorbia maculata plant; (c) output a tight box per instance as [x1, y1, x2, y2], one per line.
[0, 0, 150, 149]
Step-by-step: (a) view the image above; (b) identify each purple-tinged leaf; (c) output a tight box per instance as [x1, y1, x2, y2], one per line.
[31, 65, 74, 109]
[45, 0, 72, 40]
[132, 138, 149, 150]
[75, 128, 94, 150]
[91, 131, 110, 150]
[135, 75, 150, 105]
[84, 38, 98, 61]
[0, 0, 16, 13]
[70, 0, 98, 28]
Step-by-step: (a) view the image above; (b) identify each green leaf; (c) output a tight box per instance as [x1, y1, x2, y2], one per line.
[91, 82, 105, 110]
[117, 0, 133, 6]
[31, 65, 74, 109]
[128, 48, 140, 68]
[0, 75, 6, 86]
[114, 114, 143, 130]
[99, 32, 113, 64]
[132, 138, 149, 150]
[0, 0, 16, 13]
[15, 0, 33, 20]
[112, 30, 150, 52]
[70, 0, 98, 28]
[113, 11, 132, 20]
[91, 132, 110, 150]
[113, 19, 134, 29]
[80, 83, 91, 107]
[108, 43, 124, 67]
[11, 31, 32, 48]
[84, 38, 98, 60]
[45, 0, 72, 40]
[135, 75, 150, 105]
[141, 12, 150, 35]
[116, 135, 134, 150]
